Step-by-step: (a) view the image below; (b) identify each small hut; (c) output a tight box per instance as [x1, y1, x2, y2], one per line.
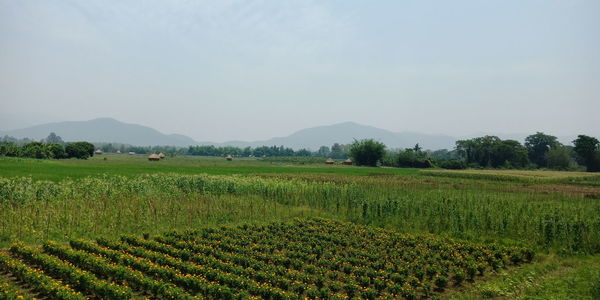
[342, 158, 353, 165]
[158, 153, 166, 159]
[94, 149, 103, 155]
[148, 154, 160, 161]
[116, 150, 121, 154]
[325, 158, 334, 165]
[226, 154, 233, 161]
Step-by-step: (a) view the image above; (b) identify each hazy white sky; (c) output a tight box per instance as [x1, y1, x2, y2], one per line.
[1, 0, 598, 142]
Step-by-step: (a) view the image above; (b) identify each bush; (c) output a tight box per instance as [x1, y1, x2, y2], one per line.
[65, 142, 95, 159]
[349, 139, 386, 167]
[545, 146, 574, 170]
[46, 143, 67, 159]
[397, 150, 433, 168]
[439, 159, 467, 170]
[22, 142, 48, 159]
[0, 142, 21, 157]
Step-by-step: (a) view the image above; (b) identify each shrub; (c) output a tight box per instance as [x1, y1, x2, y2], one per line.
[46, 143, 67, 159]
[65, 142, 95, 159]
[349, 139, 386, 167]
[439, 159, 467, 170]
[397, 150, 433, 168]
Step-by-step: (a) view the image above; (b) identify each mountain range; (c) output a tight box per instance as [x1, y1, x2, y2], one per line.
[0, 117, 577, 150]
[0, 118, 197, 147]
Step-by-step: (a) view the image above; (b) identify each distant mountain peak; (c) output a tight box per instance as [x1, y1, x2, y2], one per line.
[2, 118, 198, 147]
[218, 121, 457, 150]
[3, 118, 461, 150]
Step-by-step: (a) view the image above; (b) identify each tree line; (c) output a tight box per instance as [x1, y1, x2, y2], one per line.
[349, 133, 600, 172]
[2, 131, 599, 172]
[0, 137, 95, 160]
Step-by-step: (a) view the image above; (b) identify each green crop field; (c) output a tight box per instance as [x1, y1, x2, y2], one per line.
[1, 155, 600, 299]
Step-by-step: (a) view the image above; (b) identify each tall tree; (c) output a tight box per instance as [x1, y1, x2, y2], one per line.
[573, 135, 600, 172]
[349, 139, 386, 167]
[44, 132, 64, 145]
[330, 143, 345, 159]
[525, 132, 560, 167]
[317, 146, 330, 157]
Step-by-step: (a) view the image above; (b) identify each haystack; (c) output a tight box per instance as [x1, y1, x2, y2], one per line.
[94, 149, 103, 155]
[116, 150, 121, 154]
[158, 152, 166, 159]
[343, 158, 353, 165]
[128, 152, 136, 155]
[148, 154, 160, 161]
[325, 158, 334, 165]
[226, 154, 233, 161]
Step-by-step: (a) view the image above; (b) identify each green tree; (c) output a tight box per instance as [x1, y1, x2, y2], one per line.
[65, 142, 95, 159]
[573, 135, 600, 172]
[456, 136, 501, 167]
[46, 143, 66, 159]
[330, 143, 346, 159]
[22, 142, 48, 159]
[396, 149, 433, 168]
[349, 139, 386, 167]
[525, 132, 560, 167]
[317, 146, 330, 157]
[491, 140, 529, 168]
[44, 132, 65, 145]
[0, 142, 21, 157]
[545, 146, 574, 170]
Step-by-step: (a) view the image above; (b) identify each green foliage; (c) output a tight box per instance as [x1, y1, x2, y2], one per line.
[44, 132, 64, 145]
[330, 143, 348, 159]
[525, 132, 560, 167]
[1, 172, 599, 253]
[545, 146, 575, 170]
[456, 136, 529, 168]
[573, 135, 600, 172]
[439, 159, 467, 170]
[0, 142, 21, 157]
[0, 252, 84, 299]
[4, 218, 532, 299]
[65, 142, 95, 159]
[396, 149, 434, 168]
[46, 143, 67, 159]
[349, 139, 386, 166]
[22, 142, 47, 159]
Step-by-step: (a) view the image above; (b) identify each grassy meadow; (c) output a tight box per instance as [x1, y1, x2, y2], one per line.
[1, 154, 599, 299]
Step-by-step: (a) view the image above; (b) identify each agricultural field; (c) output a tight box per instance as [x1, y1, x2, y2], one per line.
[1, 155, 600, 299]
[0, 218, 534, 299]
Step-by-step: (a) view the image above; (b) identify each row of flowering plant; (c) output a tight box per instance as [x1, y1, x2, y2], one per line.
[0, 281, 26, 300]
[42, 241, 195, 299]
[159, 218, 534, 298]
[68, 239, 245, 299]
[98, 237, 297, 300]
[0, 252, 83, 300]
[9, 242, 133, 300]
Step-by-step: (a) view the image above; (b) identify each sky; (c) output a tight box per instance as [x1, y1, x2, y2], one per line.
[0, 0, 598, 142]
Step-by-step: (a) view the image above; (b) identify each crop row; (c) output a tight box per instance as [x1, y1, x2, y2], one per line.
[69, 238, 288, 300]
[42, 241, 196, 299]
[0, 218, 535, 299]
[0, 252, 83, 300]
[9, 242, 133, 299]
[151, 218, 533, 298]
[0, 281, 26, 300]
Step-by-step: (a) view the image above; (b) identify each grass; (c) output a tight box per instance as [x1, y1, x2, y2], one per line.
[0, 155, 418, 181]
[448, 254, 600, 300]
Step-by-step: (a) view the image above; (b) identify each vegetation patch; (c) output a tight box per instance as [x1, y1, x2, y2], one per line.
[0, 218, 533, 299]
